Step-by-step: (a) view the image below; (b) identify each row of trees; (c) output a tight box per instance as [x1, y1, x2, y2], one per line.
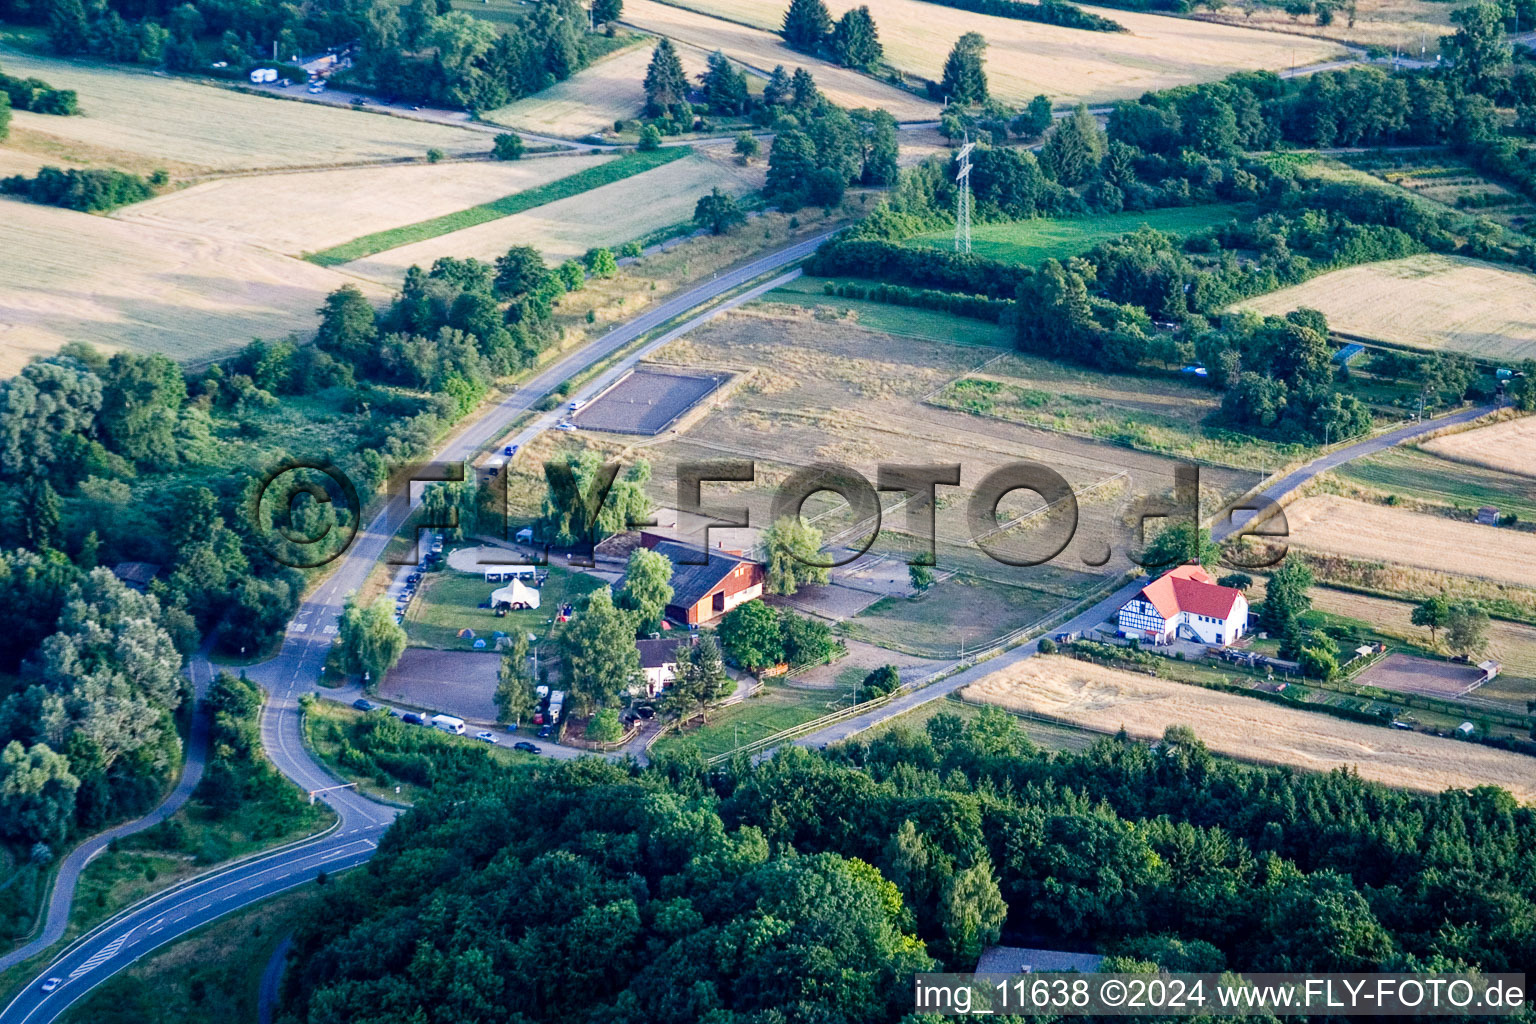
[0, 63, 77, 116]
[278, 707, 1536, 1021]
[1, 165, 159, 212]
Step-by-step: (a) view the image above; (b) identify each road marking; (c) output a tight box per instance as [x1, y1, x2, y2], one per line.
[68, 932, 128, 979]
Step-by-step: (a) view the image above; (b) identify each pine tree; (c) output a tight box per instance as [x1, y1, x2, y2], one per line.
[940, 32, 989, 106]
[790, 66, 820, 110]
[1040, 104, 1105, 185]
[643, 37, 689, 116]
[782, 0, 832, 52]
[701, 50, 749, 115]
[591, 0, 623, 25]
[763, 64, 793, 107]
[829, 6, 882, 70]
[45, 0, 90, 54]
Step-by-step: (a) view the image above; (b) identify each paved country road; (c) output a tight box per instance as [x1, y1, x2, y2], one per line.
[0, 230, 833, 1024]
[791, 403, 1499, 750]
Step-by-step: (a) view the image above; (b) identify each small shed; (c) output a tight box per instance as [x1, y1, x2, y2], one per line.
[1476, 507, 1500, 525]
[515, 527, 535, 543]
[1456, 721, 1476, 736]
[1477, 659, 1501, 683]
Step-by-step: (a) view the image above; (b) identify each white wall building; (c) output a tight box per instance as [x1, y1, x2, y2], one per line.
[1117, 564, 1248, 647]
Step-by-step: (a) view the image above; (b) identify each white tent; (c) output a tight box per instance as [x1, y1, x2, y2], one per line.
[491, 578, 541, 610]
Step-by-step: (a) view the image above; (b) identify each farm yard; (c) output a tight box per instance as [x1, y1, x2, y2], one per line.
[1233, 255, 1536, 360]
[1421, 416, 1536, 480]
[0, 198, 385, 375]
[964, 656, 1536, 801]
[907, 204, 1257, 265]
[483, 42, 707, 138]
[340, 150, 763, 281]
[618, 0, 938, 119]
[1284, 494, 1536, 589]
[635, 0, 1342, 105]
[0, 46, 487, 175]
[115, 154, 620, 258]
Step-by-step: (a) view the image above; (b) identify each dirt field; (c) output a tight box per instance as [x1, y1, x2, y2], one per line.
[572, 367, 731, 433]
[1355, 652, 1490, 700]
[0, 197, 385, 375]
[0, 47, 487, 174]
[642, 0, 1342, 105]
[485, 42, 708, 137]
[113, 154, 617, 257]
[342, 150, 763, 281]
[1421, 416, 1536, 480]
[964, 656, 1536, 801]
[1285, 494, 1536, 589]
[1235, 255, 1536, 360]
[379, 648, 500, 723]
[1190, 0, 1452, 52]
[620, 0, 938, 118]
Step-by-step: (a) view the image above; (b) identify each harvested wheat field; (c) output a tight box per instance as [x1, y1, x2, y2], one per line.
[485, 43, 706, 137]
[1191, 0, 1451, 51]
[115, 154, 617, 257]
[343, 151, 764, 283]
[965, 656, 1536, 801]
[0, 47, 487, 174]
[1284, 494, 1536, 588]
[621, 0, 937, 119]
[643, 0, 1341, 106]
[0, 199, 385, 376]
[1421, 416, 1536, 480]
[1236, 255, 1536, 360]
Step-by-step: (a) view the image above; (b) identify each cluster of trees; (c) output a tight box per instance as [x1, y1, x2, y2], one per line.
[782, 0, 885, 70]
[716, 599, 841, 671]
[0, 565, 187, 860]
[0, 64, 77, 115]
[1411, 594, 1492, 658]
[279, 710, 1536, 1022]
[1, 165, 159, 212]
[918, 0, 1122, 32]
[822, 279, 1012, 322]
[535, 452, 653, 550]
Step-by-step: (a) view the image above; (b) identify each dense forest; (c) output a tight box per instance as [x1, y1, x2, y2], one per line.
[277, 712, 1536, 1023]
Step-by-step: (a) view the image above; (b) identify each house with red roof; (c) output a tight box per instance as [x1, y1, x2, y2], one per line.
[1116, 564, 1248, 647]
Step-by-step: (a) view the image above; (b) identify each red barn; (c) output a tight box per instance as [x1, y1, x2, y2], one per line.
[639, 534, 765, 625]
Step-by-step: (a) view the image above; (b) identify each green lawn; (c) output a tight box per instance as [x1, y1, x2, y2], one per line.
[1333, 446, 1536, 522]
[652, 683, 856, 759]
[907, 204, 1257, 266]
[305, 147, 691, 265]
[403, 566, 604, 650]
[762, 277, 1012, 347]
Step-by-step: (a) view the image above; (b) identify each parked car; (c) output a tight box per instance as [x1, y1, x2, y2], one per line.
[352, 698, 376, 712]
[555, 422, 577, 431]
[537, 724, 553, 738]
[635, 705, 655, 719]
[513, 741, 540, 753]
[40, 978, 61, 993]
[402, 712, 428, 726]
[475, 730, 498, 743]
[387, 709, 403, 719]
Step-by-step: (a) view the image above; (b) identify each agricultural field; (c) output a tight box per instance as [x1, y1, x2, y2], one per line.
[641, 0, 1342, 106]
[1284, 494, 1536, 589]
[964, 655, 1536, 800]
[925, 350, 1303, 471]
[0, 198, 386, 375]
[1234, 255, 1536, 360]
[620, 0, 938, 119]
[1327, 444, 1536, 523]
[1190, 0, 1452, 51]
[483, 41, 708, 137]
[115, 154, 617, 257]
[1421, 415, 1536, 481]
[1336, 152, 1536, 232]
[341, 150, 763, 282]
[908, 204, 1257, 265]
[0, 47, 488, 175]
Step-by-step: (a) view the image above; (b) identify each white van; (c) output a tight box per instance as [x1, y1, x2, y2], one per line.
[430, 714, 466, 735]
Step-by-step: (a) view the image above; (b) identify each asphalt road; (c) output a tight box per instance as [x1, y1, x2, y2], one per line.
[0, 229, 833, 1024]
[792, 403, 1499, 749]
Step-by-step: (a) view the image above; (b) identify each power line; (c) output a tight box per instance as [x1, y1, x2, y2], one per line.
[954, 133, 974, 254]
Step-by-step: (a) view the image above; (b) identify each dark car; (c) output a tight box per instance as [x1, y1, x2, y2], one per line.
[402, 712, 428, 726]
[513, 741, 540, 754]
[537, 724, 553, 738]
[635, 705, 655, 720]
[352, 698, 376, 712]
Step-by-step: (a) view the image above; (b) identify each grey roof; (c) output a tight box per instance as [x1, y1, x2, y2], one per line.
[974, 946, 1104, 974]
[637, 637, 691, 668]
[649, 540, 751, 611]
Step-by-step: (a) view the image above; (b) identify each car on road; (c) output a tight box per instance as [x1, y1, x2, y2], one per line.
[513, 741, 540, 753]
[504, 444, 518, 456]
[401, 712, 428, 726]
[353, 698, 377, 711]
[568, 399, 587, 412]
[555, 422, 577, 431]
[40, 978, 61, 993]
[475, 730, 498, 743]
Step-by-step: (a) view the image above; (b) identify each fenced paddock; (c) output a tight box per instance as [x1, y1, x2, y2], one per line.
[1356, 652, 1492, 700]
[572, 367, 732, 435]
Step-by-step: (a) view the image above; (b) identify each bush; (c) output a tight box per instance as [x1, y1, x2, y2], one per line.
[426, 148, 445, 163]
[1037, 636, 1057, 654]
[856, 664, 900, 702]
[586, 708, 623, 742]
[492, 133, 525, 160]
[637, 125, 663, 151]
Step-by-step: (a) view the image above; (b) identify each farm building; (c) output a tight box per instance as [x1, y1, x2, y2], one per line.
[1117, 564, 1248, 646]
[636, 635, 695, 696]
[975, 946, 1104, 974]
[1476, 506, 1500, 525]
[112, 561, 160, 592]
[640, 533, 765, 625]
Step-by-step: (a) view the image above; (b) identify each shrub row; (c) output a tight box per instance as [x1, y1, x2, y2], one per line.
[911, 0, 1124, 31]
[804, 238, 1033, 298]
[821, 280, 1013, 322]
[0, 165, 157, 212]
